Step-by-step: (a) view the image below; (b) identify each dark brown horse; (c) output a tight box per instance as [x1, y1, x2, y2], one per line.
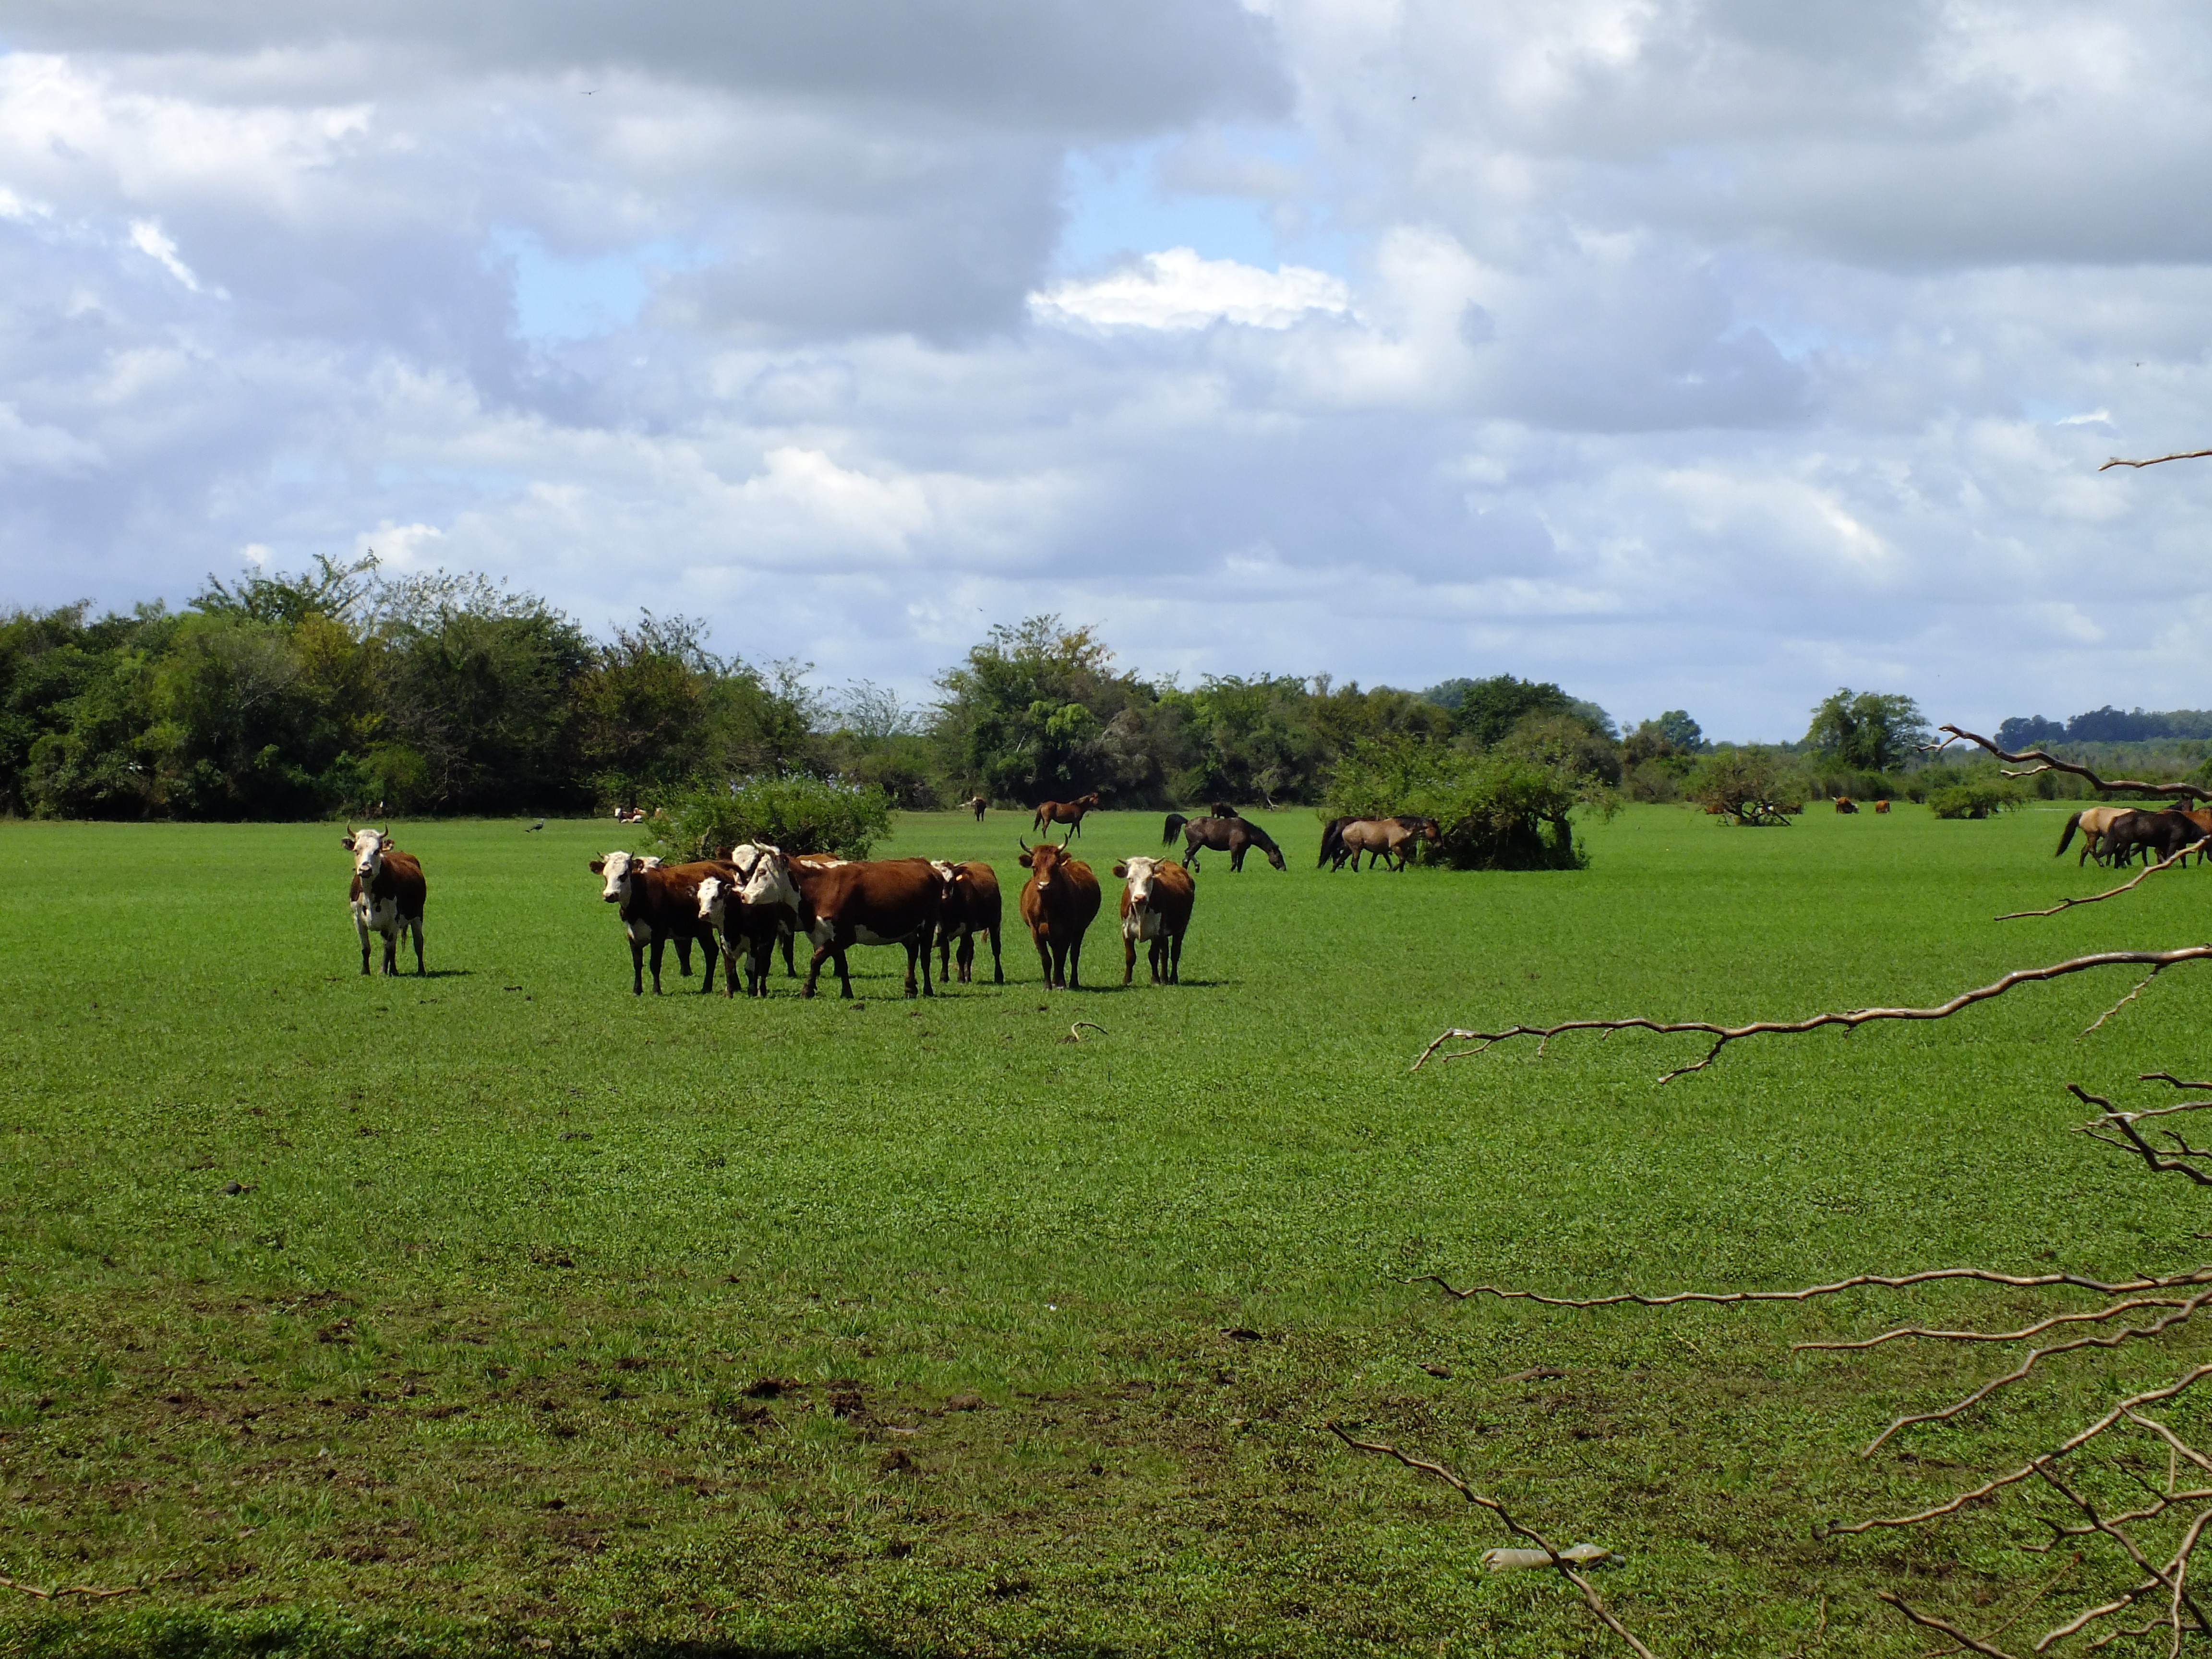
[1163, 813, 1285, 873]
[1033, 792, 1102, 841]
[2102, 809, 2211, 867]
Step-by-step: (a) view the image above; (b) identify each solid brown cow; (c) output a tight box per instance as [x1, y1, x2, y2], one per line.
[589, 850, 729, 995]
[1874, 799, 1891, 814]
[1033, 792, 1102, 841]
[343, 826, 426, 976]
[787, 858, 946, 999]
[934, 860, 1004, 985]
[1112, 855, 1193, 986]
[1017, 838, 1100, 989]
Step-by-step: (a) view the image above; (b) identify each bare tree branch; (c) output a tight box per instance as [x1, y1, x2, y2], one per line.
[1928, 726, 2210, 803]
[1326, 1422, 1660, 1659]
[2100, 449, 2212, 470]
[2073, 1084, 2212, 1185]
[1996, 846, 2194, 920]
[1875, 1592, 2022, 1657]
[1415, 948, 2212, 1080]
[0, 1573, 156, 1600]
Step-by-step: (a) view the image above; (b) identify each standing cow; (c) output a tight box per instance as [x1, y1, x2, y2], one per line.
[1017, 839, 1100, 990]
[697, 843, 803, 997]
[1112, 855, 1193, 986]
[589, 851, 728, 995]
[786, 858, 946, 999]
[934, 860, 1004, 985]
[966, 794, 989, 821]
[343, 827, 426, 976]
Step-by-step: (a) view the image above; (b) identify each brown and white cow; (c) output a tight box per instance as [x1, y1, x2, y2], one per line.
[785, 857, 947, 999]
[697, 843, 802, 998]
[343, 826, 426, 976]
[1017, 838, 1100, 990]
[589, 851, 729, 995]
[1112, 855, 1193, 986]
[933, 860, 1003, 985]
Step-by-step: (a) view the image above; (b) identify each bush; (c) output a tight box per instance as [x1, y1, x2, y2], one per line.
[1926, 779, 2024, 819]
[1325, 737, 1610, 870]
[649, 775, 892, 862]
[1688, 746, 1805, 825]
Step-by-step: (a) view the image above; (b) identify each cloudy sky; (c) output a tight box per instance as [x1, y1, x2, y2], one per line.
[4, 0, 2212, 738]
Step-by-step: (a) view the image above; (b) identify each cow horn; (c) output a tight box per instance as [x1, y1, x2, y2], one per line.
[1018, 837, 1029, 852]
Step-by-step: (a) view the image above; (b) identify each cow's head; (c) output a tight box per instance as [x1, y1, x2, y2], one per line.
[697, 874, 729, 925]
[589, 849, 639, 903]
[1019, 838, 1070, 890]
[344, 825, 394, 882]
[1113, 855, 1162, 909]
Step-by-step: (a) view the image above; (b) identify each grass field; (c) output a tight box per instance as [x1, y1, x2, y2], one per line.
[4, 803, 2211, 1657]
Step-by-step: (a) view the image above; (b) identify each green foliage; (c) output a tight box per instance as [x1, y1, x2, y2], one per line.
[1690, 745, 1806, 824]
[1926, 776, 2026, 818]
[1804, 687, 1928, 772]
[1419, 673, 1610, 746]
[1325, 734, 1603, 868]
[649, 773, 892, 861]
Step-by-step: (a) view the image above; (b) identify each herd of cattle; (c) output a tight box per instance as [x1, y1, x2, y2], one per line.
[339, 801, 1447, 995]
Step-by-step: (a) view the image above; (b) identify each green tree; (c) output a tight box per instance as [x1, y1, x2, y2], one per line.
[932, 617, 1154, 805]
[1422, 674, 1605, 748]
[571, 612, 716, 806]
[1803, 688, 1927, 772]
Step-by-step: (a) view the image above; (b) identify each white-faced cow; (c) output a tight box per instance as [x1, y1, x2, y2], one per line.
[785, 857, 947, 999]
[933, 860, 1004, 985]
[1111, 855, 1194, 986]
[1017, 839, 1100, 990]
[697, 843, 802, 998]
[589, 851, 730, 995]
[343, 826, 426, 976]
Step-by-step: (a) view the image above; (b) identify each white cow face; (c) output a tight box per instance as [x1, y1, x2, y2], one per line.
[589, 849, 638, 903]
[345, 826, 393, 882]
[1115, 856, 1161, 908]
[697, 875, 728, 925]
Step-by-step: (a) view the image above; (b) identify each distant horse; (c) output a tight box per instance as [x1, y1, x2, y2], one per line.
[1033, 793, 1102, 841]
[966, 794, 988, 822]
[1164, 813, 1285, 873]
[2056, 806, 2133, 866]
[1209, 801, 1240, 819]
[1317, 816, 1354, 868]
[1338, 817, 1440, 871]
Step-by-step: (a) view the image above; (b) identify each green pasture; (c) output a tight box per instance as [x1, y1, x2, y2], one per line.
[4, 804, 2211, 1656]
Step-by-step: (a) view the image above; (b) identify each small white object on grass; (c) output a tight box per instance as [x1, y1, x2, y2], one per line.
[1481, 1542, 1623, 1573]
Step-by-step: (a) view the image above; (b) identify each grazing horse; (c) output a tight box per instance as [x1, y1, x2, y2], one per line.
[1164, 813, 1285, 873]
[1339, 817, 1433, 871]
[1033, 792, 1102, 841]
[965, 794, 988, 822]
[2056, 806, 2133, 866]
[1833, 796, 1858, 814]
[2100, 809, 2210, 868]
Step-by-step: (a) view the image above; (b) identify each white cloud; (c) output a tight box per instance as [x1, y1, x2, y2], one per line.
[128, 220, 207, 292]
[1033, 248, 1350, 330]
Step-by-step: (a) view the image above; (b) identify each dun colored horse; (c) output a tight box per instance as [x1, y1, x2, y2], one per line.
[1337, 817, 1439, 871]
[2056, 806, 2134, 866]
[1032, 792, 1102, 841]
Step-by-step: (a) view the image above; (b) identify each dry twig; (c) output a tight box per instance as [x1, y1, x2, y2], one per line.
[1928, 726, 2210, 803]
[1325, 1423, 1659, 1658]
[0, 1571, 161, 1600]
[2074, 1079, 2212, 1186]
[1996, 845, 2193, 919]
[2101, 449, 2212, 471]
[1414, 947, 2212, 1081]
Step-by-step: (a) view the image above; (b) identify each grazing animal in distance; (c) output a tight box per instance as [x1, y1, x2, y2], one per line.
[2056, 805, 2132, 866]
[966, 794, 988, 822]
[1209, 801, 1240, 819]
[1166, 813, 1285, 873]
[1112, 855, 1194, 986]
[1874, 799, 1891, 814]
[343, 827, 426, 976]
[1833, 796, 1858, 814]
[2099, 809, 2210, 868]
[1338, 817, 1431, 871]
[527, 818, 545, 832]
[1033, 793, 1102, 841]
[784, 858, 947, 999]
[1018, 839, 1100, 989]
[934, 860, 1004, 985]
[590, 851, 728, 995]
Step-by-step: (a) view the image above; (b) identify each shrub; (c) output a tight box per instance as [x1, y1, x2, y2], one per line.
[649, 774, 892, 862]
[1324, 737, 1611, 870]
[1926, 779, 2024, 819]
[1688, 746, 1805, 825]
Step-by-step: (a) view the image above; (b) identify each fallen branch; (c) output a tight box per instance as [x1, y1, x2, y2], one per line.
[0, 1571, 159, 1600]
[1929, 727, 2208, 803]
[1996, 845, 2193, 919]
[1413, 947, 2212, 1081]
[2074, 1082, 2212, 1186]
[1325, 1424, 1659, 1658]
[2101, 448, 2212, 470]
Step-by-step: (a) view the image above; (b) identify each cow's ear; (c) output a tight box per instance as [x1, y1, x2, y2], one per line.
[589, 859, 605, 874]
[1017, 851, 1033, 867]
[340, 834, 355, 849]
[1112, 862, 1128, 877]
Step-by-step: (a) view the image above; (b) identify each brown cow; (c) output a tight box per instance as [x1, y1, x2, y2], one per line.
[1874, 799, 1891, 814]
[1113, 855, 1194, 986]
[343, 826, 426, 976]
[934, 860, 1004, 985]
[787, 858, 946, 999]
[1017, 838, 1100, 989]
[965, 794, 989, 821]
[1833, 796, 1858, 814]
[589, 850, 729, 995]
[1033, 792, 1102, 841]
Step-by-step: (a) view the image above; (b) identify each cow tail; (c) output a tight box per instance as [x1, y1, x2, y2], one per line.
[1163, 813, 1187, 846]
[2055, 813, 2080, 857]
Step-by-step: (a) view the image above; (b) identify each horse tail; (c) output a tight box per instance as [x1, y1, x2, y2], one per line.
[1163, 813, 1188, 846]
[2055, 812, 2081, 857]
[1318, 817, 1344, 867]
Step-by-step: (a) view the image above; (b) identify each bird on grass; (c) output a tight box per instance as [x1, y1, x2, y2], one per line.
[527, 818, 545, 832]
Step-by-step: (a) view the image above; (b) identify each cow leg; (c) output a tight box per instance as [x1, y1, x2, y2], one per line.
[630, 936, 646, 996]
[649, 935, 668, 994]
[382, 926, 399, 975]
[1034, 933, 1057, 987]
[356, 910, 372, 975]
[1167, 930, 1183, 985]
[410, 915, 426, 973]
[1123, 932, 1137, 986]
[834, 943, 855, 999]
[988, 925, 1002, 985]
[675, 935, 694, 978]
[1067, 934, 1082, 990]
[902, 939, 920, 998]
[782, 932, 797, 977]
[698, 929, 720, 994]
